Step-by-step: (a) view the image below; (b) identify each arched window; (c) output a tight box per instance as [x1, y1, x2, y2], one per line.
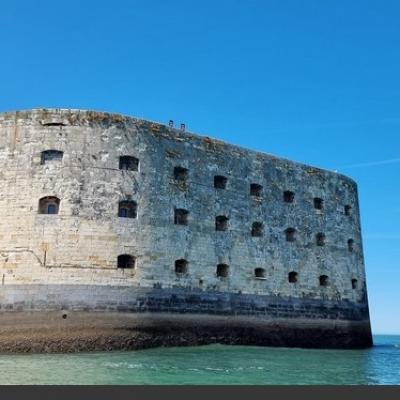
[285, 228, 296, 242]
[214, 175, 227, 189]
[175, 259, 188, 275]
[288, 271, 298, 283]
[119, 156, 139, 171]
[251, 222, 264, 237]
[250, 183, 263, 197]
[174, 208, 189, 225]
[283, 191, 295, 203]
[351, 278, 358, 290]
[316, 233, 326, 246]
[314, 197, 324, 210]
[41, 150, 63, 165]
[216, 264, 229, 278]
[348, 239, 354, 252]
[117, 254, 135, 269]
[254, 268, 266, 278]
[174, 166, 188, 182]
[38, 196, 60, 215]
[215, 215, 229, 231]
[118, 200, 137, 218]
[319, 275, 329, 287]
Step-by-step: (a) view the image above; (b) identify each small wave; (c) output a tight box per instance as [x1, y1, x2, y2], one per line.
[103, 362, 125, 368]
[127, 364, 145, 369]
[103, 362, 144, 369]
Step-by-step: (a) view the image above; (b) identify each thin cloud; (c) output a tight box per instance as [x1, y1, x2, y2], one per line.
[364, 234, 400, 240]
[268, 117, 400, 135]
[336, 158, 400, 170]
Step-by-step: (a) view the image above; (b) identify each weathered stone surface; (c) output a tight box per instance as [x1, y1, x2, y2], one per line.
[0, 108, 372, 351]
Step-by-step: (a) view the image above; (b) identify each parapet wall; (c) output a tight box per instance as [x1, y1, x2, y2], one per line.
[0, 109, 372, 350]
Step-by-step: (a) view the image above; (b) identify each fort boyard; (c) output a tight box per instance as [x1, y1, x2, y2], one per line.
[0, 109, 372, 352]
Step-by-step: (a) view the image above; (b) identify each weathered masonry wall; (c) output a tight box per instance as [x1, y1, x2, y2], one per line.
[0, 109, 366, 298]
[0, 109, 372, 349]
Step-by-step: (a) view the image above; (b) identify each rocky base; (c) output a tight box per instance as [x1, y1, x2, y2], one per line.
[0, 311, 373, 353]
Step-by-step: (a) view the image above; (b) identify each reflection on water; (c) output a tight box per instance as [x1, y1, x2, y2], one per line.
[0, 335, 398, 385]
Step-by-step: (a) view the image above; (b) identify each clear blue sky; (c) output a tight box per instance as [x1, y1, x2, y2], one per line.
[1, 0, 399, 334]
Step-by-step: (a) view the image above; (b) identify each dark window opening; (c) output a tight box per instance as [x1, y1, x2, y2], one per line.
[345, 205, 352, 216]
[283, 191, 295, 203]
[285, 228, 296, 242]
[174, 208, 189, 225]
[254, 268, 266, 278]
[119, 156, 139, 171]
[41, 150, 63, 165]
[216, 215, 229, 231]
[251, 222, 264, 237]
[316, 232, 326, 246]
[38, 196, 60, 215]
[175, 259, 188, 275]
[288, 271, 298, 283]
[216, 263, 229, 278]
[319, 275, 329, 287]
[351, 278, 358, 290]
[314, 197, 324, 210]
[118, 200, 137, 218]
[117, 254, 135, 269]
[174, 166, 188, 181]
[41, 122, 66, 127]
[214, 175, 227, 189]
[250, 183, 263, 197]
[348, 239, 354, 252]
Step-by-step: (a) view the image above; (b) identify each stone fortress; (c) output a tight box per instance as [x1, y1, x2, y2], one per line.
[0, 109, 372, 352]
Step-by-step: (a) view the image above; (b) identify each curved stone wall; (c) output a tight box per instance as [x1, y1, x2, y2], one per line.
[0, 109, 372, 350]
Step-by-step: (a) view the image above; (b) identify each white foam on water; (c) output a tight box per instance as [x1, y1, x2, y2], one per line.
[103, 361, 144, 369]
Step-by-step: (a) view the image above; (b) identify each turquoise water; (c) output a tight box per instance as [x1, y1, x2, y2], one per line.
[0, 335, 398, 385]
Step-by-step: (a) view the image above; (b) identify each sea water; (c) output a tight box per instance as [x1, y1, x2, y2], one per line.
[0, 335, 398, 385]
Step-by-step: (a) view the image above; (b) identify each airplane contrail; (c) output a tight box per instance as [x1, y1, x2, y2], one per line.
[364, 233, 400, 240]
[337, 157, 400, 170]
